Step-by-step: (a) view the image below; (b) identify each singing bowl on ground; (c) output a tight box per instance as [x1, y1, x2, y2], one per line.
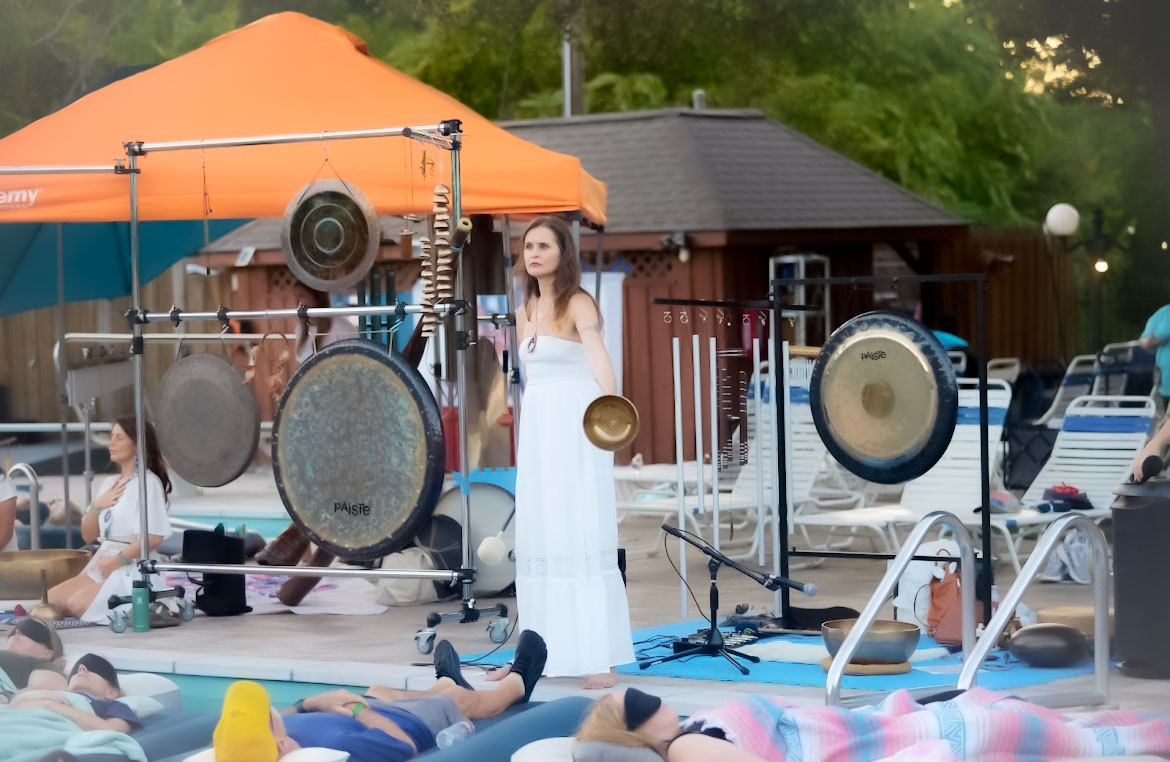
[0, 550, 90, 598]
[821, 618, 921, 664]
[584, 395, 639, 451]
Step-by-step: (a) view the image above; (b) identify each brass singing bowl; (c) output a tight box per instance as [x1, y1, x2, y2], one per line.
[583, 395, 640, 451]
[821, 618, 921, 664]
[0, 549, 90, 599]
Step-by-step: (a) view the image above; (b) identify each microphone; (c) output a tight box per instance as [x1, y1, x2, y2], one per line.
[476, 507, 516, 566]
[1141, 455, 1164, 483]
[764, 574, 817, 597]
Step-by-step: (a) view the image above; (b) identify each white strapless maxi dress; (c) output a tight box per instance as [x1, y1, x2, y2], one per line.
[514, 336, 635, 676]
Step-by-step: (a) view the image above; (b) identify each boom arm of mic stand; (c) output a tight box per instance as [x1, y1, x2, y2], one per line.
[660, 523, 813, 595]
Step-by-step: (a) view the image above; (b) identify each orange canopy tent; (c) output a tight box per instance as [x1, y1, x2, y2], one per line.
[0, 11, 606, 226]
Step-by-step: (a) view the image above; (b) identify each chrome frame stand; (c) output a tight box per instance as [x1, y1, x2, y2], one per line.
[6, 463, 40, 551]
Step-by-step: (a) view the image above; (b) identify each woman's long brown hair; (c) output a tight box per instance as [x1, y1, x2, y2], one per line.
[114, 416, 172, 497]
[519, 216, 596, 326]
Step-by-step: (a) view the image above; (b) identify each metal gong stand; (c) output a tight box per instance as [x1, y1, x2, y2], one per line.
[651, 272, 993, 630]
[117, 121, 505, 636]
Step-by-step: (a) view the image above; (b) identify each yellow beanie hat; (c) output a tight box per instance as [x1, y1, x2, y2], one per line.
[214, 680, 279, 762]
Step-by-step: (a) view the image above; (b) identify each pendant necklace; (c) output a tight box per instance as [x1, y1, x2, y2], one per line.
[527, 300, 549, 353]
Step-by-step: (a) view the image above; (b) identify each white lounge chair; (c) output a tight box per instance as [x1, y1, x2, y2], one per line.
[1033, 355, 1096, 429]
[986, 394, 1155, 569]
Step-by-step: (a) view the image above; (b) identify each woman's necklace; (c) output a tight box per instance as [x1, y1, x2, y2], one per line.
[526, 299, 551, 353]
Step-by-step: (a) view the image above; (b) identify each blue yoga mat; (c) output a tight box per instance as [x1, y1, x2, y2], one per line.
[468, 620, 1098, 692]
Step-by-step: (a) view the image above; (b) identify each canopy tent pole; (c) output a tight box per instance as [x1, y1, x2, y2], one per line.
[126, 149, 151, 569]
[56, 223, 72, 547]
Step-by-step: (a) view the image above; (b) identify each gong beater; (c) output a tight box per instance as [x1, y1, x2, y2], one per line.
[809, 311, 957, 485]
[155, 353, 261, 488]
[281, 179, 380, 292]
[272, 339, 445, 559]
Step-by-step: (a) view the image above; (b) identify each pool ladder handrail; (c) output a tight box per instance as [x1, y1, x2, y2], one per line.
[957, 512, 1110, 708]
[827, 510, 977, 707]
[6, 462, 40, 550]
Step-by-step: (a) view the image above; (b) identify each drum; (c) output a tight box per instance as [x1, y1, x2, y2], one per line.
[414, 483, 516, 596]
[271, 339, 444, 560]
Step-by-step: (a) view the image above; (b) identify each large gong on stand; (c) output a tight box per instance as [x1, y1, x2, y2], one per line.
[271, 339, 445, 559]
[809, 311, 958, 485]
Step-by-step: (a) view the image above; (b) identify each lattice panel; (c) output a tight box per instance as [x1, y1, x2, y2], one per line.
[267, 267, 300, 295]
[621, 251, 674, 279]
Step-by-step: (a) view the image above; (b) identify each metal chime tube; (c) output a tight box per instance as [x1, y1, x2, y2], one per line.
[753, 338, 765, 566]
[708, 336, 720, 552]
[671, 337, 687, 616]
[691, 333, 706, 520]
[768, 338, 782, 616]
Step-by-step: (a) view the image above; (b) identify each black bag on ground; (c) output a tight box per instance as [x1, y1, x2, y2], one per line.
[182, 525, 252, 616]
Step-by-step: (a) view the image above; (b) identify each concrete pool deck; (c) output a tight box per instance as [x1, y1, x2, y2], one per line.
[12, 473, 1170, 718]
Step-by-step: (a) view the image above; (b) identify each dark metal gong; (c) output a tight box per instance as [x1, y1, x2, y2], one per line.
[155, 353, 260, 488]
[271, 339, 444, 559]
[809, 311, 958, 485]
[281, 179, 380, 292]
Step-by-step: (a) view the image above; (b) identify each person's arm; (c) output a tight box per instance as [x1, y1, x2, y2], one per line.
[11, 699, 132, 733]
[570, 293, 617, 396]
[82, 477, 125, 545]
[0, 497, 14, 549]
[1140, 308, 1170, 349]
[1132, 416, 1170, 481]
[95, 532, 166, 577]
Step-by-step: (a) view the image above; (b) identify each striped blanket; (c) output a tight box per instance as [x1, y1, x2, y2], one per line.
[680, 688, 1170, 762]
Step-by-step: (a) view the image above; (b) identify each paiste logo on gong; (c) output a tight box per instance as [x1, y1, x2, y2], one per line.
[334, 501, 372, 517]
[0, 188, 42, 210]
[860, 350, 888, 361]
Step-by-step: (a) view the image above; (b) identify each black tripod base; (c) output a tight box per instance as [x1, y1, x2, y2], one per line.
[639, 641, 760, 675]
[427, 601, 508, 626]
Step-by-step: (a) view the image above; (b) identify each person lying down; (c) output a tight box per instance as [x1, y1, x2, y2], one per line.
[576, 687, 1170, 762]
[213, 631, 547, 762]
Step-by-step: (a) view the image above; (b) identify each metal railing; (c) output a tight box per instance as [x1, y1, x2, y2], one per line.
[6, 463, 40, 550]
[957, 513, 1110, 708]
[827, 511, 977, 707]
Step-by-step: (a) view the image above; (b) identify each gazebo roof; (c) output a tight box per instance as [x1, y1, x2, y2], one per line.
[503, 108, 965, 238]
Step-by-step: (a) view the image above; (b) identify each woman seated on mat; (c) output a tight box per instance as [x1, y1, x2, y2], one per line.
[47, 416, 172, 621]
[575, 687, 1170, 762]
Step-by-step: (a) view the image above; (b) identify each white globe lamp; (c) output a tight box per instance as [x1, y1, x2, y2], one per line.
[1045, 203, 1080, 237]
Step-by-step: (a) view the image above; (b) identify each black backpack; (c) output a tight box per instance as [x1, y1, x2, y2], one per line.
[181, 525, 252, 617]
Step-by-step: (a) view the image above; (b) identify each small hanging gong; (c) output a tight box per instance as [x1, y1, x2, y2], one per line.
[281, 179, 380, 292]
[809, 311, 958, 485]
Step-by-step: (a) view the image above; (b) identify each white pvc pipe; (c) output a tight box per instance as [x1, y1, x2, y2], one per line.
[709, 336, 720, 552]
[671, 337, 687, 617]
[691, 334, 706, 521]
[753, 339, 765, 566]
[769, 338, 782, 615]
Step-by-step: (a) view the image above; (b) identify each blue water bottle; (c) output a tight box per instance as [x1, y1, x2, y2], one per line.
[131, 580, 150, 632]
[434, 719, 475, 748]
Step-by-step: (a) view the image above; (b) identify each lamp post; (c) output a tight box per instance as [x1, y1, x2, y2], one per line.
[1045, 203, 1113, 354]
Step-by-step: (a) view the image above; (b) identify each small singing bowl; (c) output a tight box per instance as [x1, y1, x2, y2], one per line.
[583, 395, 640, 451]
[0, 549, 91, 599]
[821, 618, 921, 665]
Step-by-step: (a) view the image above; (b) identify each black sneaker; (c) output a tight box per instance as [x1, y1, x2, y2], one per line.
[509, 630, 547, 703]
[434, 640, 473, 690]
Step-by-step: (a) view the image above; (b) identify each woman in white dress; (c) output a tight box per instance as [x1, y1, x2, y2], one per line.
[489, 216, 634, 689]
[47, 416, 172, 621]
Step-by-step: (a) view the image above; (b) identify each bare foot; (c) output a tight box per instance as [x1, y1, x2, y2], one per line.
[583, 669, 617, 690]
[484, 663, 512, 682]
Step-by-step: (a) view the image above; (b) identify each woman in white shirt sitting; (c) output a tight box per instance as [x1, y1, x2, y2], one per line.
[48, 416, 172, 620]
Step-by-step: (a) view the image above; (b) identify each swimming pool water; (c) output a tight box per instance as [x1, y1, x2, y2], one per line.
[171, 515, 292, 540]
[156, 672, 365, 715]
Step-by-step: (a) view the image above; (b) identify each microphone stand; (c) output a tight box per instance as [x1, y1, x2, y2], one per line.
[638, 524, 814, 674]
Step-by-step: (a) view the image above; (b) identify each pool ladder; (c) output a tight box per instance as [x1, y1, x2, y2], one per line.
[826, 511, 1111, 709]
[6, 462, 40, 550]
